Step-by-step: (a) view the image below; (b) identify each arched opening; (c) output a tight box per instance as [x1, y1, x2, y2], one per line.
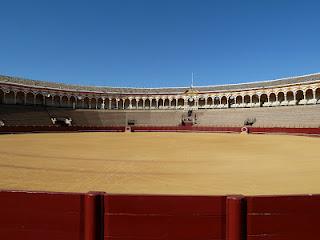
[26, 92, 34, 105]
[236, 96, 242, 104]
[207, 97, 213, 106]
[252, 94, 259, 104]
[244, 95, 250, 104]
[5, 91, 15, 104]
[278, 92, 285, 102]
[70, 96, 76, 109]
[171, 99, 176, 107]
[45, 95, 53, 106]
[97, 98, 103, 109]
[76, 97, 83, 109]
[305, 89, 314, 100]
[158, 99, 163, 108]
[177, 98, 184, 107]
[228, 96, 235, 107]
[91, 98, 97, 109]
[118, 99, 124, 109]
[61, 96, 69, 108]
[35, 94, 44, 105]
[131, 99, 137, 108]
[164, 99, 170, 107]
[16, 91, 25, 105]
[138, 99, 143, 108]
[260, 94, 268, 103]
[124, 99, 130, 109]
[151, 99, 157, 108]
[0, 89, 4, 104]
[111, 98, 117, 109]
[295, 90, 304, 102]
[198, 98, 205, 107]
[286, 91, 294, 101]
[269, 93, 276, 102]
[188, 98, 195, 107]
[213, 97, 220, 105]
[104, 99, 110, 109]
[145, 99, 151, 108]
[316, 88, 320, 100]
[83, 97, 90, 109]
[221, 96, 227, 105]
[54, 95, 61, 107]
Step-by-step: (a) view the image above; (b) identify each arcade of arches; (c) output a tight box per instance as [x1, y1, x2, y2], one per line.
[0, 88, 320, 110]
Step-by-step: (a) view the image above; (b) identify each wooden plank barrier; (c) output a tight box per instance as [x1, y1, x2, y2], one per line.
[0, 190, 104, 240]
[104, 194, 227, 240]
[246, 195, 320, 240]
[2, 191, 320, 240]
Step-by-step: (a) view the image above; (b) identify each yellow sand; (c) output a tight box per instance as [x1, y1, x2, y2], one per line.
[0, 132, 319, 195]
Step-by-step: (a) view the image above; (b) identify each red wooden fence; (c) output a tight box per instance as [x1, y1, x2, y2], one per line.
[2, 125, 320, 136]
[104, 194, 228, 240]
[1, 191, 320, 240]
[0, 191, 85, 240]
[246, 195, 320, 240]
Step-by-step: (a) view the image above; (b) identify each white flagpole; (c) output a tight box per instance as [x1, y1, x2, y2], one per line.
[191, 72, 194, 88]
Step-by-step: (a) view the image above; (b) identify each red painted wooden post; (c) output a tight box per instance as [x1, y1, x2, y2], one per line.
[84, 193, 96, 240]
[84, 192, 105, 240]
[226, 195, 244, 240]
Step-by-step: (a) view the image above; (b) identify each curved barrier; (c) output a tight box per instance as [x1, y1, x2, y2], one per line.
[0, 126, 126, 133]
[1, 190, 320, 240]
[131, 126, 241, 133]
[1, 125, 320, 136]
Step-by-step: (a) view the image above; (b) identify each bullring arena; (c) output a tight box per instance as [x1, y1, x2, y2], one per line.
[1, 73, 320, 240]
[1, 132, 320, 195]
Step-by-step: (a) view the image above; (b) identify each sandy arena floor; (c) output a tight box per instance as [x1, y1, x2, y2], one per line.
[0, 132, 320, 195]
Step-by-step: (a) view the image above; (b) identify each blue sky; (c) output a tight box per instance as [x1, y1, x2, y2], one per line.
[0, 0, 320, 87]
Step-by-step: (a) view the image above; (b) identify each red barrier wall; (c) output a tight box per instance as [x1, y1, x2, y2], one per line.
[0, 126, 125, 133]
[2, 125, 320, 136]
[131, 126, 241, 133]
[2, 191, 320, 240]
[104, 194, 228, 240]
[248, 127, 320, 135]
[246, 195, 320, 240]
[0, 191, 85, 240]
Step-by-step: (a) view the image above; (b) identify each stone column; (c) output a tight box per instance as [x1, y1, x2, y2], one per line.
[313, 89, 316, 100]
[102, 98, 105, 109]
[129, 98, 132, 109]
[13, 92, 17, 104]
[116, 99, 119, 109]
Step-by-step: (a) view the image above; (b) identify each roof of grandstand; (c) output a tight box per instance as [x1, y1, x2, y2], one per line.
[1, 73, 320, 94]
